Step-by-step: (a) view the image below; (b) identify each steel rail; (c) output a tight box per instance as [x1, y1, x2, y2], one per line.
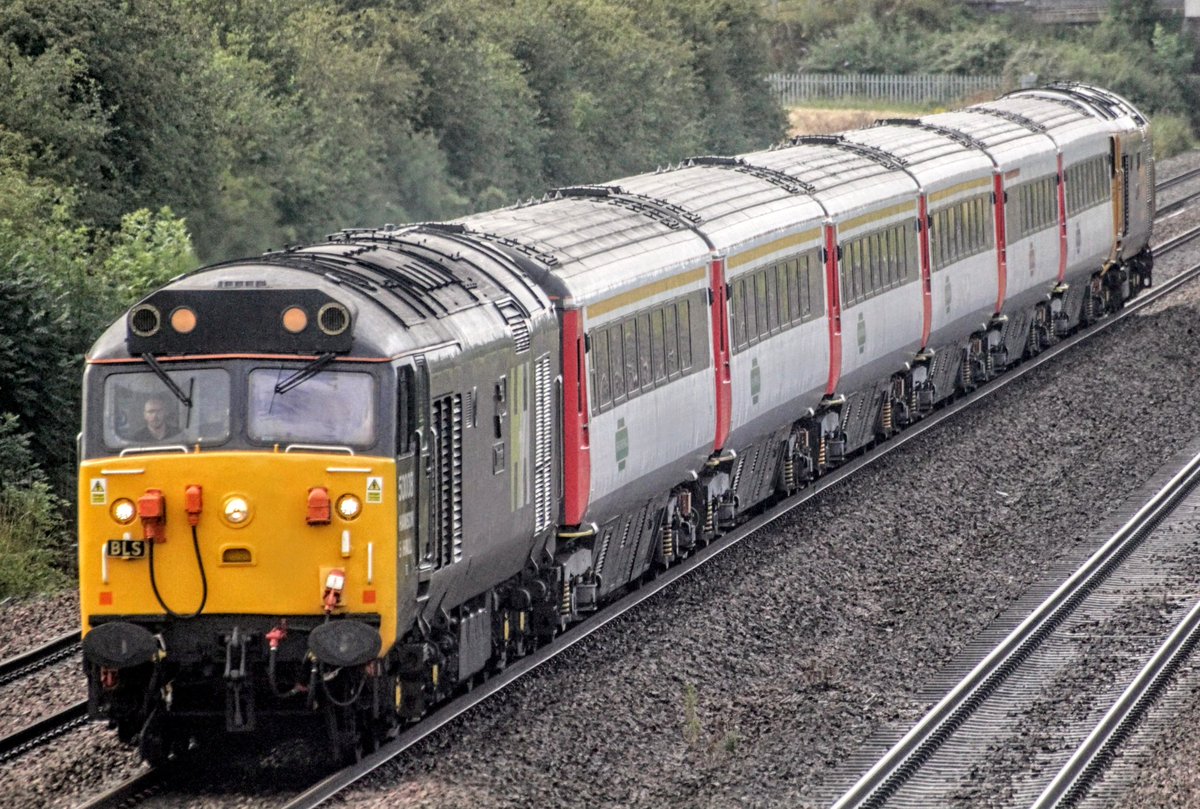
[0, 699, 88, 765]
[278, 228, 1200, 809]
[1155, 165, 1200, 193]
[73, 768, 164, 809]
[1030, 596, 1200, 809]
[1155, 187, 1200, 217]
[0, 631, 80, 687]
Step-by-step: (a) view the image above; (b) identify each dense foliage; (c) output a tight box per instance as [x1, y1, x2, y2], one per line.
[766, 0, 1199, 147]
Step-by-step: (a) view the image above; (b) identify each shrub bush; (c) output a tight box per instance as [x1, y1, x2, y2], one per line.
[1151, 114, 1195, 160]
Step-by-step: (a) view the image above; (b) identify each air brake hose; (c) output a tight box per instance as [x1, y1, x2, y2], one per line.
[319, 662, 369, 707]
[148, 524, 209, 619]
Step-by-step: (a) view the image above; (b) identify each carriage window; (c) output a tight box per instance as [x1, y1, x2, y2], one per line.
[730, 279, 745, 350]
[800, 254, 813, 316]
[744, 274, 759, 343]
[608, 323, 626, 401]
[102, 368, 232, 449]
[622, 320, 639, 393]
[765, 269, 779, 333]
[785, 260, 801, 323]
[636, 313, 652, 392]
[664, 305, 679, 377]
[866, 234, 878, 292]
[678, 299, 693, 370]
[592, 328, 611, 409]
[651, 309, 666, 383]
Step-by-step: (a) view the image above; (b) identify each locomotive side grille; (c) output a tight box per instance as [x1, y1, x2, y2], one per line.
[433, 394, 464, 566]
[533, 354, 554, 532]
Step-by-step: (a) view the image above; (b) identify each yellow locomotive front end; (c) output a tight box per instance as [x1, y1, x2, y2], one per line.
[78, 278, 419, 764]
[79, 448, 398, 652]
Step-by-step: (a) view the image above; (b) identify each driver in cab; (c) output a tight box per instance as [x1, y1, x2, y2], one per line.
[134, 395, 179, 443]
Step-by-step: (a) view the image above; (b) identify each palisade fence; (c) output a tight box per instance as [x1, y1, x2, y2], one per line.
[767, 73, 1007, 107]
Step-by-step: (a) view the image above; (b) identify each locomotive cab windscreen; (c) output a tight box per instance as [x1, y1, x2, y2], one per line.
[84, 361, 384, 456]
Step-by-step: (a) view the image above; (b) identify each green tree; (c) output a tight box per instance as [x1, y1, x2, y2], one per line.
[0, 0, 224, 232]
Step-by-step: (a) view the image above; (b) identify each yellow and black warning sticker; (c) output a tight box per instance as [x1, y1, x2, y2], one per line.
[366, 476, 383, 504]
[90, 478, 107, 506]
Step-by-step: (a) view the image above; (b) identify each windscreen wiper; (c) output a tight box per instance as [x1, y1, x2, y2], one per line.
[141, 353, 192, 407]
[275, 352, 336, 394]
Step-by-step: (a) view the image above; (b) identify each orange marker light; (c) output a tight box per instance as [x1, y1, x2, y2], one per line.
[282, 306, 308, 334]
[170, 307, 197, 334]
[307, 487, 331, 525]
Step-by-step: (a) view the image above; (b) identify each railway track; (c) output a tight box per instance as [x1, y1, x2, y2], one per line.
[35, 174, 1200, 806]
[828, 443, 1200, 809]
[1153, 165, 1200, 217]
[1032, 594, 1200, 808]
[0, 631, 79, 687]
[0, 633, 83, 766]
[1154, 164, 1200, 193]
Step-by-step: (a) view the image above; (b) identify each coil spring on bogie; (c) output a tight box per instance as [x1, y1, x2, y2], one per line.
[882, 398, 893, 433]
[960, 350, 973, 389]
[704, 499, 714, 534]
[817, 435, 827, 468]
[559, 577, 571, 615]
[661, 522, 674, 560]
[783, 455, 796, 490]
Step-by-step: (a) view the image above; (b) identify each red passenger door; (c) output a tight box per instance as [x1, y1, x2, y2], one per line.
[561, 309, 590, 526]
[824, 224, 842, 396]
[993, 173, 1008, 313]
[710, 256, 731, 452]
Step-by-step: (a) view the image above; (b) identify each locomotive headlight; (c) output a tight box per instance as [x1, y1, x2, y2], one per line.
[336, 494, 362, 521]
[222, 496, 252, 527]
[111, 498, 137, 525]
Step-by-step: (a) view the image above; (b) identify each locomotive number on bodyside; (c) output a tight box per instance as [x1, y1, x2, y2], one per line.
[106, 539, 147, 559]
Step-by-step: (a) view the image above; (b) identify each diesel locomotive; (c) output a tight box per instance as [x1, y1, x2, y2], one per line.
[78, 83, 1154, 764]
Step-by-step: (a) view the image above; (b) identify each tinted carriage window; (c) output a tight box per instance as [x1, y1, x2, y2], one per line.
[592, 328, 611, 409]
[636, 313, 652, 391]
[608, 323, 625, 401]
[730, 279, 746, 350]
[678, 299, 693, 370]
[623, 320, 639, 392]
[651, 309, 666, 383]
[786, 259, 801, 321]
[664, 305, 679, 376]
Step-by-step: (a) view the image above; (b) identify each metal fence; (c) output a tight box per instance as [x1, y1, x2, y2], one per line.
[767, 73, 1006, 107]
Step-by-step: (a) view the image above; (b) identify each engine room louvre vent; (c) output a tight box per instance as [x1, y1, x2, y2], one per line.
[496, 299, 532, 352]
[433, 394, 464, 567]
[533, 354, 554, 532]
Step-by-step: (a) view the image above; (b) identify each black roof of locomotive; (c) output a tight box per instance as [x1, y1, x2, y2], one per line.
[87, 227, 555, 363]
